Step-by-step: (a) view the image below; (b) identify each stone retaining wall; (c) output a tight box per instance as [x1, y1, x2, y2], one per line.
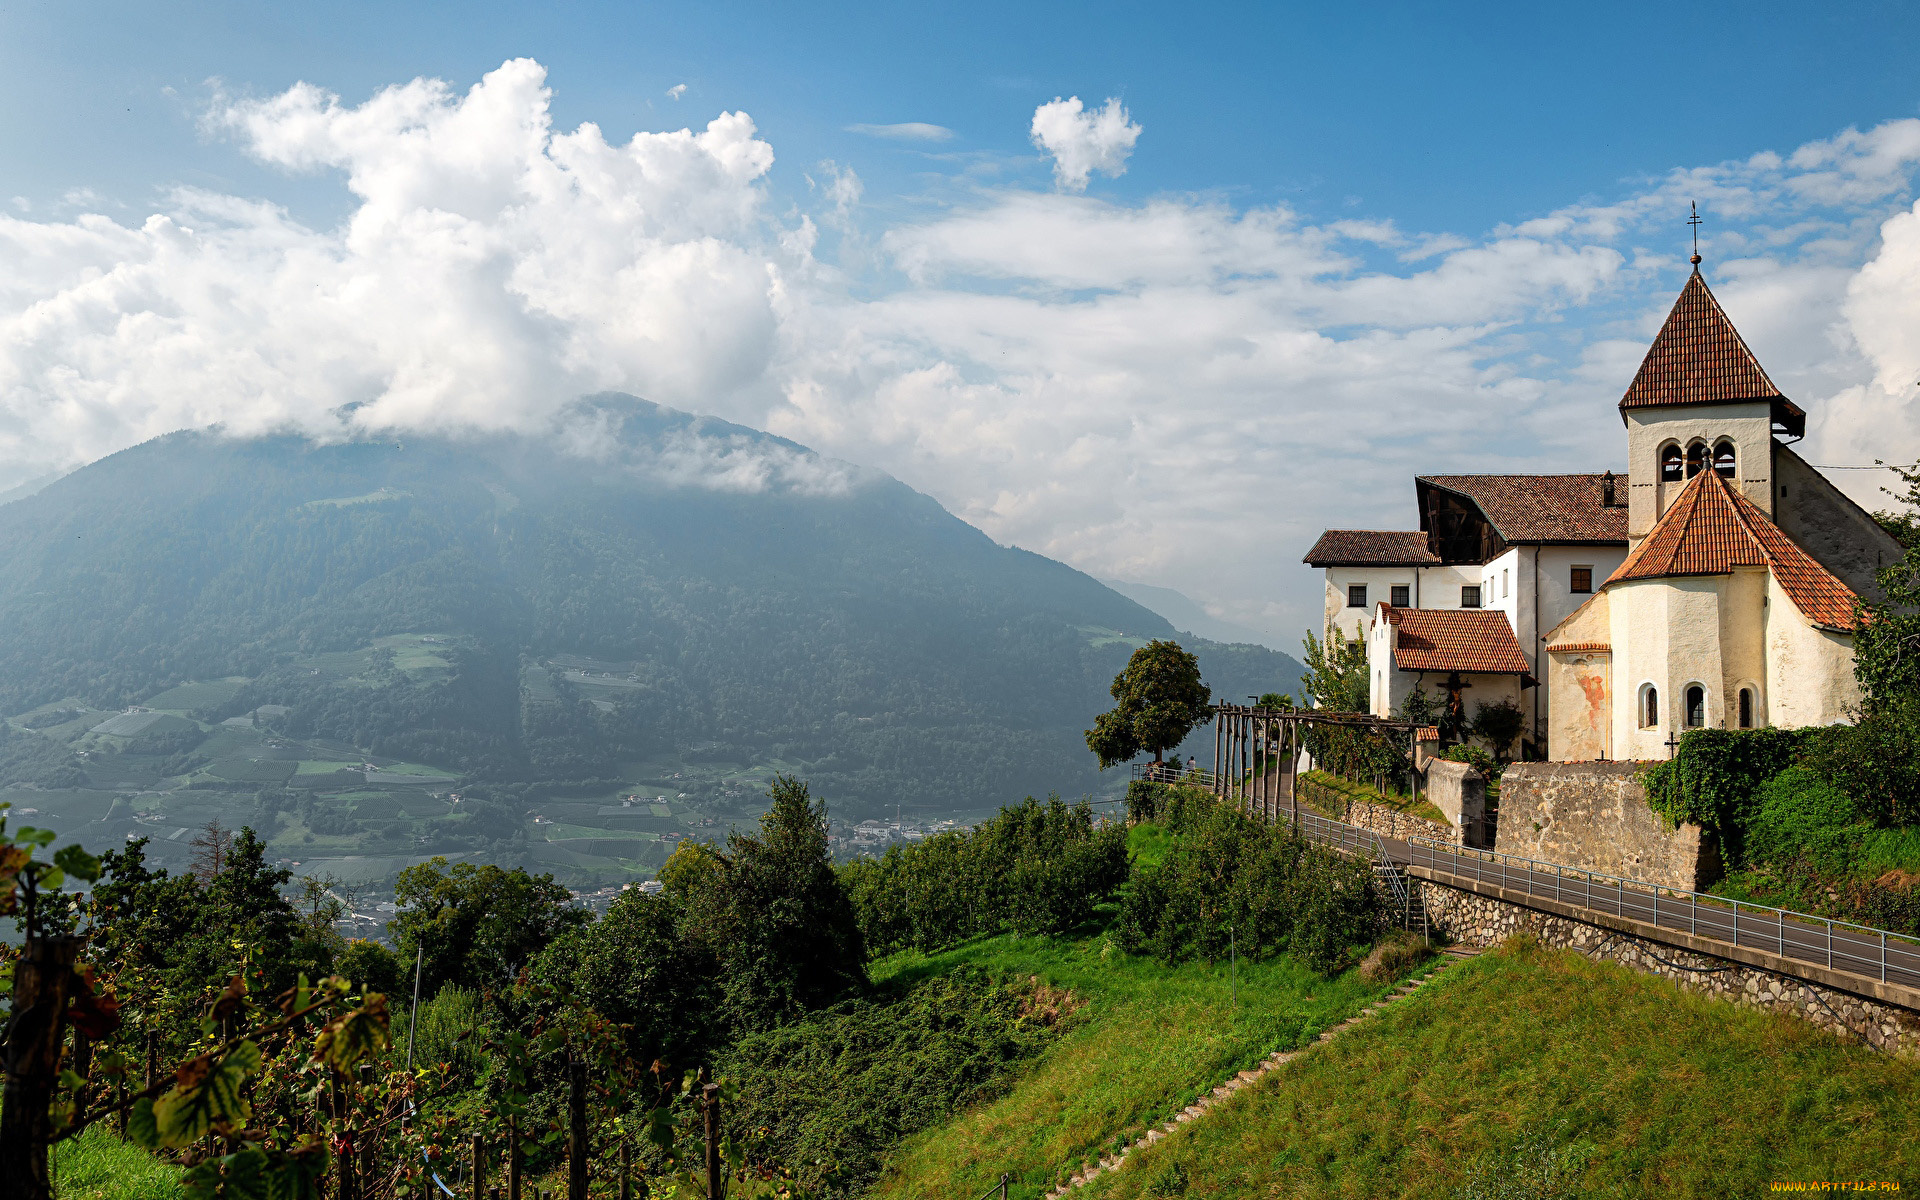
[1494, 761, 1720, 890]
[1298, 777, 1455, 843]
[1420, 879, 1920, 1057]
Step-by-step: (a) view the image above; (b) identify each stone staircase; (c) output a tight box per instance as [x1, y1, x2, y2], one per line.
[1040, 945, 1481, 1198]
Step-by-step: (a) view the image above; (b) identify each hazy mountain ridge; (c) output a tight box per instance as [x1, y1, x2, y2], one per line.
[0, 396, 1303, 827]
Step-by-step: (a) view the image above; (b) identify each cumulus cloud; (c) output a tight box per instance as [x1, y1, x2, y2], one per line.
[4, 59, 1920, 640]
[845, 122, 953, 142]
[1029, 96, 1141, 191]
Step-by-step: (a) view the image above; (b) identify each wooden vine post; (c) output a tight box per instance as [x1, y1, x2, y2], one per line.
[0, 934, 82, 1200]
[508, 1113, 523, 1200]
[701, 1066, 723, 1200]
[568, 1059, 588, 1200]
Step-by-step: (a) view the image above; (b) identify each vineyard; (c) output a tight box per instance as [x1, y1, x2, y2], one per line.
[1, 774, 1385, 1200]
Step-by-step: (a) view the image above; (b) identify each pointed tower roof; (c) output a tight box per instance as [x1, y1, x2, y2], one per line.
[1606, 468, 1857, 630]
[1618, 270, 1806, 437]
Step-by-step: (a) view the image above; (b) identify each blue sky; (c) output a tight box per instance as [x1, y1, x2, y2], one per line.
[5, 1, 1920, 643]
[12, 1, 1920, 233]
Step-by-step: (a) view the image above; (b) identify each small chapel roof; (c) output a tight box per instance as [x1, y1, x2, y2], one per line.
[1302, 530, 1440, 566]
[1381, 604, 1534, 675]
[1617, 269, 1807, 437]
[1606, 468, 1859, 631]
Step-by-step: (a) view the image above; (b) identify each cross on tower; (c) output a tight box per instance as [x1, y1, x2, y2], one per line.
[1688, 201, 1703, 267]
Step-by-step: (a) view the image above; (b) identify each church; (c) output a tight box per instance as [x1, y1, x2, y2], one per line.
[1543, 261, 1901, 760]
[1306, 254, 1902, 761]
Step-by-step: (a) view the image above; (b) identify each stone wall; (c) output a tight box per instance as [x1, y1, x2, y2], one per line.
[1424, 759, 1488, 847]
[1297, 776, 1455, 843]
[1494, 760, 1720, 890]
[1420, 880, 1920, 1058]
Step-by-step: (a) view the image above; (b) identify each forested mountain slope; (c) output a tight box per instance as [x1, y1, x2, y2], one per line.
[0, 395, 1302, 821]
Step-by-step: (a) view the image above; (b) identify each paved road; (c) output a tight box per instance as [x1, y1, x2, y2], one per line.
[1282, 805, 1920, 992]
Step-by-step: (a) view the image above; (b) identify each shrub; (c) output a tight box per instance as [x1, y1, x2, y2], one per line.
[1641, 728, 1807, 859]
[1358, 931, 1433, 983]
[1745, 766, 1872, 874]
[1115, 803, 1378, 975]
[722, 967, 1067, 1198]
[1443, 744, 1495, 778]
[840, 796, 1130, 957]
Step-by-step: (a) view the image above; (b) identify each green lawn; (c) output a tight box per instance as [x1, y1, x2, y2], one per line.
[864, 928, 1393, 1200]
[52, 1125, 180, 1199]
[1072, 937, 1920, 1199]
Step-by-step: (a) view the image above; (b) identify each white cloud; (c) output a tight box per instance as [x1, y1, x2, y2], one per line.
[666, 84, 686, 100]
[1029, 96, 1140, 192]
[4, 59, 1920, 643]
[845, 122, 953, 142]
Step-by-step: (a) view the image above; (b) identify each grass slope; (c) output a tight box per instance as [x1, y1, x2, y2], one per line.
[52, 1126, 180, 1199]
[865, 929, 1392, 1200]
[1073, 937, 1920, 1199]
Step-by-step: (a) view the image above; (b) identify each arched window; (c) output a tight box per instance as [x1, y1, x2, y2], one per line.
[1685, 442, 1707, 478]
[1685, 684, 1706, 728]
[1640, 685, 1659, 729]
[1738, 687, 1754, 729]
[1659, 444, 1684, 483]
[1713, 440, 1737, 479]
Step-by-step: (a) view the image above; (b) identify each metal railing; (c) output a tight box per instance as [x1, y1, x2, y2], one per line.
[1270, 802, 1920, 992]
[1402, 835, 1920, 990]
[1130, 761, 1217, 789]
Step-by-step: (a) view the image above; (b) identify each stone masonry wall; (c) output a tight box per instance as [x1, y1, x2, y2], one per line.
[1494, 760, 1720, 891]
[1424, 759, 1488, 847]
[1421, 880, 1920, 1058]
[1297, 776, 1455, 843]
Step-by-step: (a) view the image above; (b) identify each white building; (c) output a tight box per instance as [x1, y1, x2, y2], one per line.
[1306, 475, 1630, 755]
[1543, 265, 1902, 760]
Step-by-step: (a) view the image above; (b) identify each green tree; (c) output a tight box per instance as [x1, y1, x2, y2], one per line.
[1471, 699, 1527, 761]
[1299, 627, 1368, 713]
[390, 859, 588, 995]
[557, 888, 719, 1069]
[1085, 640, 1212, 768]
[676, 775, 867, 1031]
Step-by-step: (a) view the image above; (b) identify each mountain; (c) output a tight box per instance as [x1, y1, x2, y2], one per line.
[0, 396, 1303, 883]
[1100, 579, 1290, 651]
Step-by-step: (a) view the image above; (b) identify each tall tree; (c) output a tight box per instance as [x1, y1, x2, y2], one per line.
[1299, 627, 1369, 713]
[390, 859, 589, 996]
[675, 775, 867, 1031]
[1085, 640, 1212, 768]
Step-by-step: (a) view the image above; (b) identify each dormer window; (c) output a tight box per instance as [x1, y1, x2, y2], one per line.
[1659, 445, 1683, 483]
[1713, 440, 1736, 479]
[1685, 442, 1707, 478]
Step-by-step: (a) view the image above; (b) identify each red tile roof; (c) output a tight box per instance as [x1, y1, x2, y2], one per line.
[1382, 605, 1534, 675]
[1606, 469, 1860, 631]
[1416, 474, 1629, 544]
[1303, 530, 1440, 566]
[1618, 270, 1807, 436]
[1546, 642, 1611, 653]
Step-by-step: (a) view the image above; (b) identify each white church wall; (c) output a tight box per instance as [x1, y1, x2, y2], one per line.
[1763, 574, 1862, 729]
[1545, 590, 1613, 761]
[1609, 577, 1727, 760]
[1717, 567, 1769, 729]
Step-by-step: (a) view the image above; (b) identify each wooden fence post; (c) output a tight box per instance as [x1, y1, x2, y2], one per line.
[701, 1066, 722, 1200]
[619, 1141, 632, 1200]
[0, 934, 82, 1200]
[569, 1060, 588, 1200]
[472, 1131, 485, 1200]
[508, 1114, 522, 1200]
